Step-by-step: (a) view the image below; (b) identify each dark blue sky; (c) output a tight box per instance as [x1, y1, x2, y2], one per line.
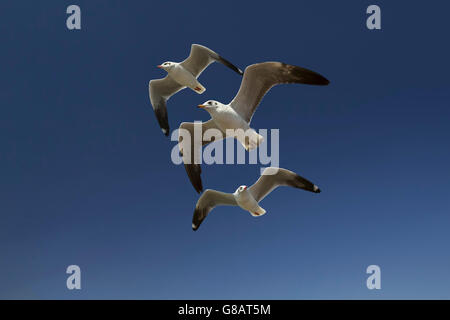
[1, 1, 449, 299]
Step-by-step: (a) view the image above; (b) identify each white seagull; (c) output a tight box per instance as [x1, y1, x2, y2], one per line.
[191, 167, 321, 231]
[179, 61, 329, 193]
[149, 44, 243, 136]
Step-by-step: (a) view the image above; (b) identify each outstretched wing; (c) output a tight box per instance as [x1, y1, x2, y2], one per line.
[248, 167, 321, 202]
[181, 44, 243, 77]
[230, 62, 329, 123]
[178, 120, 225, 193]
[149, 76, 184, 136]
[192, 189, 237, 231]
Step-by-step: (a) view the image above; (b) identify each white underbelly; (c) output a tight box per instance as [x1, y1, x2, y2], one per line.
[214, 111, 249, 133]
[235, 194, 258, 211]
[170, 67, 197, 87]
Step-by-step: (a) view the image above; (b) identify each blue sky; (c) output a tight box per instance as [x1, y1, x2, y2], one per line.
[1, 0, 449, 299]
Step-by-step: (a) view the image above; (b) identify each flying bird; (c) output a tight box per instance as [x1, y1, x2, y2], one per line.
[179, 62, 329, 193]
[149, 44, 243, 136]
[191, 167, 321, 231]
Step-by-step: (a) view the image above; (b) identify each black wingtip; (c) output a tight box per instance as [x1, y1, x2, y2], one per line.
[192, 214, 204, 231]
[302, 70, 329, 86]
[193, 178, 203, 194]
[153, 108, 170, 137]
[318, 77, 330, 86]
[218, 55, 244, 76]
[184, 163, 204, 194]
[194, 187, 202, 194]
[285, 63, 330, 86]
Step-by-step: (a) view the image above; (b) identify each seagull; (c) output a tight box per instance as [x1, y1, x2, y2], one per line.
[191, 167, 321, 231]
[179, 61, 329, 193]
[149, 44, 243, 136]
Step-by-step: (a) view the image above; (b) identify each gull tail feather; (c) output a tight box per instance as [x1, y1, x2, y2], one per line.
[250, 206, 266, 217]
[243, 132, 264, 151]
[190, 83, 206, 94]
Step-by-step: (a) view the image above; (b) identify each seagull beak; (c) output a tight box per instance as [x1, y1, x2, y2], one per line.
[243, 186, 247, 190]
[197, 105, 206, 109]
[157, 65, 163, 69]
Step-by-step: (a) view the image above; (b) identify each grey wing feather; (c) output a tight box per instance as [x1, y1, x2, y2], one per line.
[181, 44, 243, 77]
[248, 167, 321, 202]
[192, 189, 237, 231]
[230, 62, 329, 123]
[149, 76, 184, 136]
[178, 120, 225, 193]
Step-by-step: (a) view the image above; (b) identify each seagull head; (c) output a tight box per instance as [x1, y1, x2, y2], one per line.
[157, 61, 175, 72]
[197, 100, 222, 113]
[234, 185, 248, 195]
